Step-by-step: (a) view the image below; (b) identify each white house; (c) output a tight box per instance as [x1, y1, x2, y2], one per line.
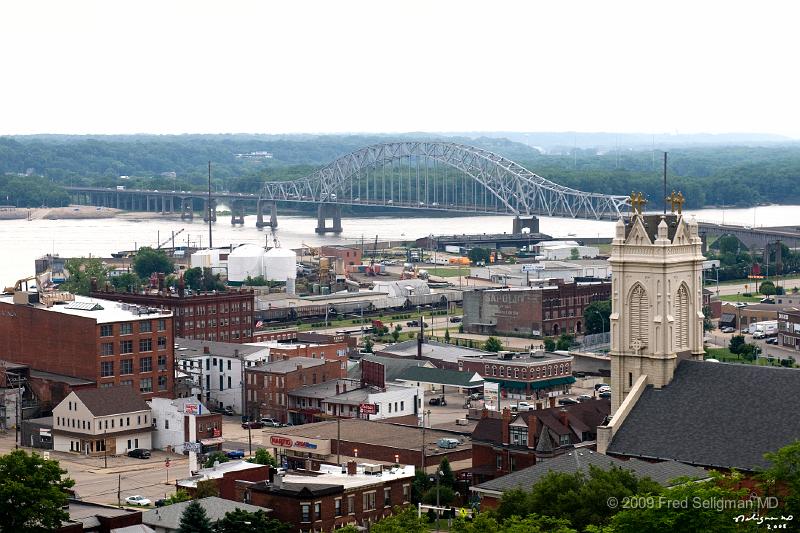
[52, 386, 152, 455]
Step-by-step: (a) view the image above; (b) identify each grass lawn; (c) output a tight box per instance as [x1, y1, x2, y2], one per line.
[428, 267, 470, 278]
[718, 294, 763, 302]
[704, 347, 788, 366]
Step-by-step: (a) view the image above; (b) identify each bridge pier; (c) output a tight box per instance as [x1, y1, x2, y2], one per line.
[256, 201, 278, 229]
[230, 201, 245, 225]
[513, 215, 539, 234]
[203, 199, 217, 223]
[315, 203, 342, 234]
[181, 198, 194, 221]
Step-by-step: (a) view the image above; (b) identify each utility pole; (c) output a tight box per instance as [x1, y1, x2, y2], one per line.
[104, 430, 108, 468]
[337, 415, 341, 465]
[207, 161, 213, 249]
[240, 353, 246, 421]
[663, 152, 668, 215]
[117, 474, 121, 508]
[247, 424, 252, 456]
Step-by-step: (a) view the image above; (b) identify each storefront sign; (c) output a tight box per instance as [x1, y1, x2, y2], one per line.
[268, 434, 331, 455]
[483, 382, 500, 411]
[359, 403, 377, 415]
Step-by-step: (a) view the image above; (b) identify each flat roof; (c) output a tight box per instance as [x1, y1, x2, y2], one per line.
[289, 379, 360, 399]
[0, 294, 172, 324]
[379, 339, 491, 362]
[262, 418, 471, 454]
[459, 351, 572, 365]
[29, 369, 95, 386]
[248, 357, 328, 374]
[281, 463, 415, 491]
[177, 460, 267, 489]
[175, 338, 268, 359]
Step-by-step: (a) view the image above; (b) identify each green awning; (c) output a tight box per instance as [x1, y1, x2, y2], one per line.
[530, 376, 576, 390]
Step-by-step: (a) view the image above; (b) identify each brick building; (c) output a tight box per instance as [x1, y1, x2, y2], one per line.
[470, 400, 610, 483]
[268, 341, 349, 365]
[90, 285, 255, 343]
[0, 293, 174, 399]
[246, 357, 346, 423]
[778, 309, 800, 350]
[177, 461, 270, 500]
[236, 463, 414, 532]
[320, 246, 362, 266]
[459, 351, 575, 400]
[720, 302, 799, 330]
[462, 281, 611, 337]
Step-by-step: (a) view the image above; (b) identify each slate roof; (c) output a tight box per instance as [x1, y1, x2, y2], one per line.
[608, 360, 800, 471]
[73, 386, 150, 416]
[378, 339, 490, 363]
[396, 366, 483, 388]
[141, 497, 268, 530]
[472, 399, 610, 446]
[473, 451, 709, 494]
[249, 357, 327, 374]
[348, 354, 433, 381]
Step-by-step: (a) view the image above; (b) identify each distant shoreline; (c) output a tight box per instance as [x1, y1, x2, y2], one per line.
[0, 206, 183, 221]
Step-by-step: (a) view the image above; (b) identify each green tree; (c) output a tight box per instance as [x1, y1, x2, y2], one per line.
[194, 479, 220, 499]
[762, 440, 800, 522]
[203, 452, 229, 469]
[556, 334, 574, 351]
[583, 300, 611, 335]
[363, 337, 374, 353]
[248, 448, 277, 467]
[484, 336, 503, 352]
[411, 469, 431, 503]
[422, 485, 456, 506]
[468, 247, 491, 265]
[132, 246, 175, 278]
[702, 305, 714, 331]
[570, 248, 580, 260]
[110, 272, 142, 292]
[164, 489, 192, 505]
[728, 334, 745, 355]
[455, 513, 577, 533]
[391, 329, 400, 342]
[214, 508, 290, 533]
[544, 338, 556, 351]
[609, 472, 757, 533]
[740, 343, 758, 362]
[444, 329, 451, 343]
[370, 506, 430, 533]
[336, 526, 360, 533]
[439, 457, 456, 489]
[759, 280, 776, 295]
[0, 450, 76, 531]
[244, 275, 269, 286]
[184, 267, 225, 292]
[178, 500, 214, 533]
[60, 257, 109, 295]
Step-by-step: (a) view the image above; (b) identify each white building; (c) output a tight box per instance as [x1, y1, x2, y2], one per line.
[175, 338, 270, 415]
[534, 240, 600, 260]
[471, 260, 611, 286]
[52, 386, 152, 455]
[190, 248, 228, 273]
[149, 397, 215, 452]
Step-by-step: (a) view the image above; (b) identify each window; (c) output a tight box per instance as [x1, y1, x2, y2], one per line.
[100, 361, 114, 377]
[139, 338, 153, 352]
[384, 487, 391, 507]
[509, 426, 528, 446]
[227, 376, 232, 389]
[400, 401, 404, 411]
[219, 376, 223, 391]
[499, 366, 504, 377]
[159, 376, 168, 391]
[301, 504, 310, 523]
[628, 283, 649, 350]
[139, 320, 152, 333]
[120, 359, 133, 375]
[158, 336, 167, 350]
[140, 378, 153, 393]
[164, 419, 169, 429]
[348, 495, 355, 514]
[402, 484, 410, 503]
[314, 502, 321, 521]
[100, 342, 114, 356]
[140, 357, 153, 373]
[559, 434, 571, 446]
[120, 340, 133, 354]
[158, 354, 167, 371]
[675, 283, 690, 349]
[206, 359, 210, 371]
[363, 491, 376, 511]
[496, 455, 502, 470]
[137, 415, 141, 425]
[227, 360, 231, 370]
[335, 498, 342, 517]
[120, 323, 133, 335]
[158, 319, 167, 331]
[100, 324, 113, 337]
[212, 358, 217, 366]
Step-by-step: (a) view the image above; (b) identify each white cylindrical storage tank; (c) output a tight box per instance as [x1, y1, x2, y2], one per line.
[264, 247, 297, 282]
[191, 249, 211, 269]
[227, 244, 266, 285]
[285, 277, 296, 295]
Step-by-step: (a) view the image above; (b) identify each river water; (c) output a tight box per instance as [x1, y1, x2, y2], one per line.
[2, 204, 799, 283]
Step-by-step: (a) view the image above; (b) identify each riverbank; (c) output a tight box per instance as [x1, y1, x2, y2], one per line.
[0, 206, 187, 221]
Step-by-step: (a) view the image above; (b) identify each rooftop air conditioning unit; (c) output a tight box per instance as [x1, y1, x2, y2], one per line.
[455, 418, 469, 426]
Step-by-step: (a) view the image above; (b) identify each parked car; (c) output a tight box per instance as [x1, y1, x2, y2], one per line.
[516, 401, 534, 410]
[577, 394, 593, 402]
[599, 391, 612, 399]
[242, 420, 263, 429]
[125, 495, 151, 506]
[154, 498, 167, 507]
[223, 406, 235, 416]
[260, 418, 281, 427]
[720, 326, 735, 333]
[127, 449, 151, 459]
[428, 396, 447, 406]
[753, 331, 766, 339]
[225, 449, 245, 459]
[766, 337, 779, 345]
[449, 316, 462, 323]
[594, 383, 610, 391]
[468, 392, 483, 401]
[598, 386, 611, 394]
[558, 397, 579, 405]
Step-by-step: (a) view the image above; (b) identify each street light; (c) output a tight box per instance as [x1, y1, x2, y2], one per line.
[587, 308, 606, 340]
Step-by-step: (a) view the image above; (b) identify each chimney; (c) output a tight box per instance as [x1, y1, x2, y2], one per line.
[335, 383, 340, 395]
[549, 397, 555, 409]
[90, 277, 98, 292]
[536, 401, 543, 411]
[203, 346, 210, 354]
[559, 408, 569, 429]
[347, 460, 357, 476]
[234, 349, 240, 358]
[178, 276, 185, 297]
[527, 414, 537, 449]
[341, 383, 346, 393]
[158, 273, 165, 290]
[481, 407, 489, 419]
[417, 332, 423, 360]
[501, 407, 511, 445]
[296, 364, 303, 371]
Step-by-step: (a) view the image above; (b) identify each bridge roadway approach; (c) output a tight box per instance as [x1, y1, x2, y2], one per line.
[697, 222, 800, 250]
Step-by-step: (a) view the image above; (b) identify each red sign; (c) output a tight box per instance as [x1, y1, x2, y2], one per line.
[270, 435, 293, 448]
[165, 459, 171, 468]
[359, 403, 377, 415]
[212, 428, 221, 438]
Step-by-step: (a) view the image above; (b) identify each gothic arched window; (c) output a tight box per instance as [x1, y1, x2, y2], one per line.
[675, 283, 690, 349]
[628, 283, 649, 350]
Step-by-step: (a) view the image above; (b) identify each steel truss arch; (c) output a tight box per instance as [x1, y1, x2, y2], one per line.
[259, 141, 629, 220]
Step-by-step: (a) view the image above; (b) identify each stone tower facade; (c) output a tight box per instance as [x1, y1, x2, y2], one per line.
[609, 213, 705, 412]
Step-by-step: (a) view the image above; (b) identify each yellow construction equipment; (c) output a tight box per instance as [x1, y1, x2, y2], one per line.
[3, 276, 36, 294]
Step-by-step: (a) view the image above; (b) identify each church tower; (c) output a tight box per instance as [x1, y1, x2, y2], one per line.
[608, 199, 705, 413]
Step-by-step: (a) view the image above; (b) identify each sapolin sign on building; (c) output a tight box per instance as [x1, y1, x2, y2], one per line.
[269, 434, 331, 455]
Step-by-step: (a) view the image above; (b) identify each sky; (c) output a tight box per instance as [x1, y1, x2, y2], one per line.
[2, 0, 799, 137]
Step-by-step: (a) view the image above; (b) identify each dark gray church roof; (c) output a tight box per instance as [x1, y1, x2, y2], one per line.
[608, 360, 800, 471]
